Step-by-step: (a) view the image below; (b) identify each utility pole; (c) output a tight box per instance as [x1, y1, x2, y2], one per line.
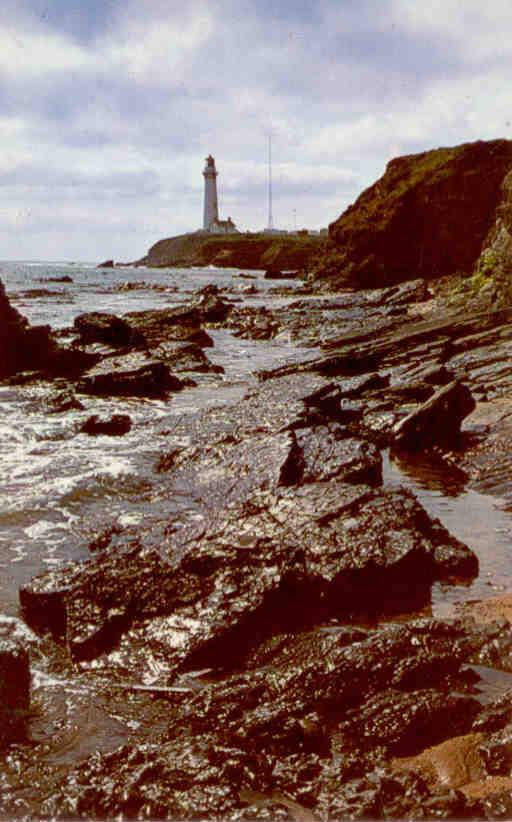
[267, 134, 274, 231]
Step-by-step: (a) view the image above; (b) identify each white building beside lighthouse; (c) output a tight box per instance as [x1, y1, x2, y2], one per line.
[202, 155, 239, 234]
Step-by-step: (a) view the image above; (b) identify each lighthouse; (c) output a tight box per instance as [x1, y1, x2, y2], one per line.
[203, 155, 219, 230]
[202, 155, 239, 234]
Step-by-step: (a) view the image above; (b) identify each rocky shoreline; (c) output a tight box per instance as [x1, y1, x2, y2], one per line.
[3, 265, 512, 820]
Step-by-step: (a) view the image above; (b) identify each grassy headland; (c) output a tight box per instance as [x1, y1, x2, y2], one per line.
[137, 231, 326, 272]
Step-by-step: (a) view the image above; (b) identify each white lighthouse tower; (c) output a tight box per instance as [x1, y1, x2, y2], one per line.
[203, 155, 219, 230]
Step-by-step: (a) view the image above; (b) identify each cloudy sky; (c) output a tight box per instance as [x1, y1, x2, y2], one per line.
[1, 0, 512, 261]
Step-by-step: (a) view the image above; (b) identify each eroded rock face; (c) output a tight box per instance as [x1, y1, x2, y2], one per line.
[316, 139, 512, 289]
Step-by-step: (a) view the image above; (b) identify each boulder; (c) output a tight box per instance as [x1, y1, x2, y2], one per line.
[97, 259, 114, 268]
[77, 361, 185, 398]
[46, 389, 85, 413]
[152, 341, 223, 373]
[393, 380, 475, 449]
[318, 139, 512, 288]
[80, 414, 132, 436]
[124, 305, 213, 348]
[192, 284, 232, 323]
[0, 638, 30, 747]
[73, 312, 143, 347]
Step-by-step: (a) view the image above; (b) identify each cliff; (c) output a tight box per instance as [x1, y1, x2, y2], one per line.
[138, 231, 325, 272]
[311, 139, 512, 289]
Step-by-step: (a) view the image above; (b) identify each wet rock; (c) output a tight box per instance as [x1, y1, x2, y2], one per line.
[393, 380, 475, 450]
[193, 284, 233, 323]
[228, 306, 279, 340]
[0, 279, 58, 378]
[80, 414, 132, 436]
[97, 259, 114, 268]
[479, 725, 512, 776]
[124, 305, 213, 348]
[19, 482, 477, 667]
[38, 275, 73, 283]
[167, 424, 381, 510]
[0, 638, 30, 747]
[153, 341, 224, 373]
[294, 425, 382, 485]
[42, 737, 274, 821]
[77, 361, 186, 398]
[46, 388, 85, 413]
[473, 691, 512, 734]
[73, 312, 143, 347]
[319, 768, 481, 821]
[36, 619, 498, 821]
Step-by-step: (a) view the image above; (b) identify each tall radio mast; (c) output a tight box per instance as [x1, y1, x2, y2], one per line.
[267, 134, 274, 231]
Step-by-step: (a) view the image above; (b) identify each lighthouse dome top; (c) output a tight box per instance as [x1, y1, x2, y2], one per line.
[204, 155, 217, 173]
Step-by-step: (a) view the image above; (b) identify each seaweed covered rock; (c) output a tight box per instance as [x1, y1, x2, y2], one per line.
[317, 139, 512, 289]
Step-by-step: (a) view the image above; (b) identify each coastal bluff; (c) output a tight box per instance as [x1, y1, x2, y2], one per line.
[138, 231, 324, 272]
[312, 138, 512, 290]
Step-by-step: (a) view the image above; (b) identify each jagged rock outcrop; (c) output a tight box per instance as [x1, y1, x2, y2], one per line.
[0, 280, 95, 379]
[0, 280, 57, 377]
[314, 139, 512, 289]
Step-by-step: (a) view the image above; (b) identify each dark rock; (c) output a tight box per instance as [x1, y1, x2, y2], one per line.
[393, 380, 475, 449]
[19, 482, 477, 667]
[479, 725, 512, 775]
[0, 638, 30, 747]
[124, 305, 213, 348]
[228, 306, 280, 340]
[80, 414, 132, 436]
[97, 259, 114, 268]
[318, 139, 512, 289]
[152, 341, 223, 373]
[77, 361, 186, 398]
[36, 619, 498, 821]
[73, 312, 143, 347]
[46, 388, 85, 413]
[193, 284, 233, 323]
[319, 768, 481, 821]
[45, 275, 73, 283]
[0, 279, 58, 378]
[473, 690, 512, 733]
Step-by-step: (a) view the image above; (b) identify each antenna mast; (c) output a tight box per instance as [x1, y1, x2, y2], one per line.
[267, 134, 274, 231]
